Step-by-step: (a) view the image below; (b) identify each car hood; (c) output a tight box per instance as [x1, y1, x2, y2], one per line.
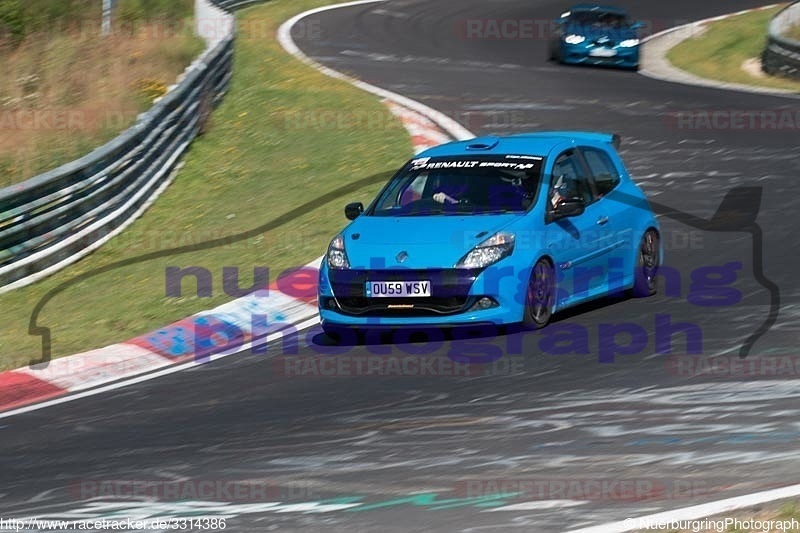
[342, 214, 520, 269]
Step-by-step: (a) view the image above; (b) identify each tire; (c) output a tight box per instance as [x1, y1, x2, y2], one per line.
[548, 42, 561, 62]
[633, 229, 660, 297]
[522, 259, 556, 330]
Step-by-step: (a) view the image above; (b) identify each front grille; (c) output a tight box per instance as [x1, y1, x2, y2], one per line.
[329, 269, 481, 317]
[336, 296, 475, 316]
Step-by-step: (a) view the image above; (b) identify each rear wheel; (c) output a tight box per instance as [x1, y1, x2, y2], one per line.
[523, 259, 555, 329]
[633, 229, 660, 297]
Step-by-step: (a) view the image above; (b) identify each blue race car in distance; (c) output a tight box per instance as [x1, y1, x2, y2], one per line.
[549, 4, 642, 70]
[318, 131, 661, 339]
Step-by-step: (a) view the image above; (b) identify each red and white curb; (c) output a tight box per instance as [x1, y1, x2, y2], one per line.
[0, 1, 466, 417]
[0, 259, 321, 416]
[384, 100, 453, 153]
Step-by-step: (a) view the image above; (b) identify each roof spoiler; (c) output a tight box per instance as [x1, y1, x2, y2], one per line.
[512, 131, 622, 149]
[574, 132, 622, 149]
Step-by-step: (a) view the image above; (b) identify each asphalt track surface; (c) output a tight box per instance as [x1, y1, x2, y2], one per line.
[2, 1, 800, 531]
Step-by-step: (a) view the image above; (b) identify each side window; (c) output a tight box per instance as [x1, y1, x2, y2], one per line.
[549, 151, 592, 209]
[582, 148, 620, 197]
[398, 174, 427, 206]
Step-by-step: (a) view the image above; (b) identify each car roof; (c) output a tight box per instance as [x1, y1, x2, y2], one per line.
[416, 131, 619, 159]
[566, 4, 628, 16]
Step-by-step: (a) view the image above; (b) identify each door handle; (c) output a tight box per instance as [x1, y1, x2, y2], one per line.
[597, 216, 609, 226]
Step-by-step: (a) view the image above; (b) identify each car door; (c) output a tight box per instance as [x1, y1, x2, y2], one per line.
[546, 149, 609, 307]
[578, 146, 630, 294]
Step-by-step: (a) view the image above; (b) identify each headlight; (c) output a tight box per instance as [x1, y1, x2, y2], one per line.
[620, 38, 640, 48]
[563, 34, 586, 45]
[326, 234, 350, 270]
[456, 232, 515, 269]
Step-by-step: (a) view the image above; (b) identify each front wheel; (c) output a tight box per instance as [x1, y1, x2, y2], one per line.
[633, 229, 660, 297]
[548, 41, 561, 62]
[523, 259, 555, 329]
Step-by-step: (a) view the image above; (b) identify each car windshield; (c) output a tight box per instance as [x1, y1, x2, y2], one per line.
[369, 155, 544, 217]
[568, 11, 629, 29]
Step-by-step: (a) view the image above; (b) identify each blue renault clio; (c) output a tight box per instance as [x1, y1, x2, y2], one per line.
[549, 5, 642, 70]
[318, 132, 661, 338]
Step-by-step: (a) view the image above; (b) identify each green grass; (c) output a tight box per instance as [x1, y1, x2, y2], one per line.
[667, 5, 800, 93]
[0, 0, 413, 370]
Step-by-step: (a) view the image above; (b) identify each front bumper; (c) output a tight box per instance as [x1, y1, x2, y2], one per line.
[318, 262, 527, 327]
[560, 43, 640, 68]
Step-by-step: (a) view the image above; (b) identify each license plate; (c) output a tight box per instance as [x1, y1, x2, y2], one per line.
[366, 281, 431, 298]
[590, 48, 617, 57]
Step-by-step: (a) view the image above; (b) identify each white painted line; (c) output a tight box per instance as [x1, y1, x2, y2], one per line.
[276, 0, 476, 141]
[566, 483, 800, 532]
[487, 500, 587, 512]
[0, 316, 319, 420]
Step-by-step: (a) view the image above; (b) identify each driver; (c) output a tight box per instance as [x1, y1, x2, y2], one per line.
[432, 175, 470, 205]
[550, 174, 571, 209]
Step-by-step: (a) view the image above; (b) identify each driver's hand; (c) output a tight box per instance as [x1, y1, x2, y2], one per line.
[433, 192, 457, 205]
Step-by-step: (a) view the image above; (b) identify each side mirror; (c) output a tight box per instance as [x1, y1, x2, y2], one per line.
[630, 21, 644, 30]
[552, 198, 586, 220]
[345, 202, 364, 220]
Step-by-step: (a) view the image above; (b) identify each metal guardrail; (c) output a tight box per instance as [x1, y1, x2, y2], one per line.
[0, 0, 265, 292]
[762, 1, 800, 80]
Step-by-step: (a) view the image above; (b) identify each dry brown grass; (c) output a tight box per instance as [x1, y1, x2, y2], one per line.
[0, 21, 204, 187]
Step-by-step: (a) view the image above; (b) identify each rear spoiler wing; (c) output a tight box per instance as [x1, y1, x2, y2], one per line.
[515, 131, 622, 150]
[559, 131, 622, 150]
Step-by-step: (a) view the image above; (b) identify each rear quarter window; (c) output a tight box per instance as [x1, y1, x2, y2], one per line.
[582, 148, 621, 197]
